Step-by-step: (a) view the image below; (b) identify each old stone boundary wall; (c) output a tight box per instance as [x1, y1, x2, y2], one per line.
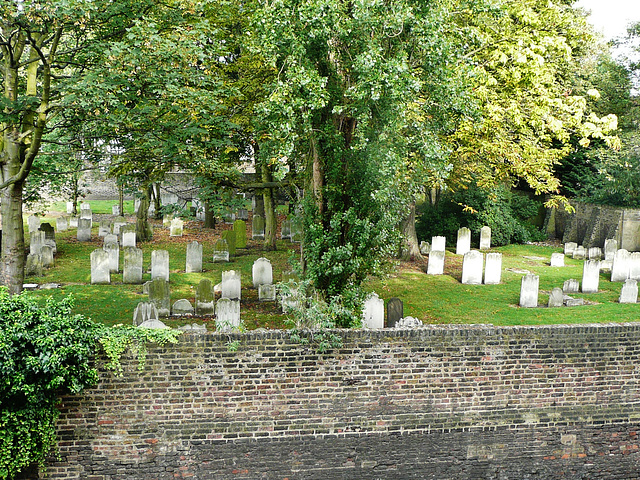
[39, 325, 640, 480]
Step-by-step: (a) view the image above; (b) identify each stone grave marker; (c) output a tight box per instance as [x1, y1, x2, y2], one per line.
[605, 239, 618, 261]
[56, 216, 68, 232]
[550, 252, 565, 267]
[26, 254, 43, 277]
[212, 239, 230, 263]
[281, 218, 291, 240]
[30, 231, 45, 255]
[431, 236, 446, 252]
[611, 249, 630, 282]
[252, 214, 265, 240]
[581, 260, 600, 293]
[195, 279, 216, 315]
[290, 217, 303, 243]
[80, 205, 92, 226]
[427, 250, 445, 275]
[456, 227, 471, 255]
[461, 250, 483, 285]
[113, 217, 128, 235]
[121, 225, 136, 248]
[98, 220, 111, 237]
[123, 247, 143, 284]
[620, 279, 638, 304]
[548, 287, 564, 308]
[222, 230, 237, 256]
[258, 284, 276, 302]
[572, 246, 586, 260]
[563, 279, 580, 293]
[77, 218, 92, 242]
[112, 205, 121, 215]
[28, 215, 40, 233]
[66, 202, 75, 214]
[630, 252, 640, 281]
[69, 216, 79, 228]
[484, 252, 502, 285]
[519, 274, 539, 308]
[133, 302, 158, 326]
[564, 242, 577, 255]
[362, 293, 384, 329]
[233, 220, 247, 249]
[163, 214, 173, 228]
[151, 250, 170, 281]
[419, 241, 430, 255]
[90, 249, 111, 284]
[216, 298, 241, 331]
[103, 241, 120, 273]
[221, 270, 241, 300]
[237, 208, 249, 221]
[170, 218, 184, 237]
[479, 226, 491, 250]
[39, 223, 55, 241]
[172, 299, 194, 316]
[40, 245, 54, 268]
[588, 247, 602, 261]
[148, 277, 171, 317]
[386, 297, 403, 328]
[185, 241, 203, 273]
[103, 233, 118, 246]
[223, 210, 236, 224]
[252, 257, 273, 288]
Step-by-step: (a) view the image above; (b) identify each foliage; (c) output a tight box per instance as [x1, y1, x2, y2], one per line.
[416, 185, 545, 247]
[0, 290, 100, 479]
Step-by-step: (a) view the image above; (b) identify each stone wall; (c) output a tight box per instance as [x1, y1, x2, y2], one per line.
[36, 325, 640, 480]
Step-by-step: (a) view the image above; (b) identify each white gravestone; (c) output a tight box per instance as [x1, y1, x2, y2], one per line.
[221, 270, 241, 300]
[419, 241, 431, 255]
[123, 247, 143, 284]
[252, 257, 273, 288]
[185, 241, 203, 273]
[28, 215, 40, 234]
[69, 216, 78, 228]
[581, 260, 600, 293]
[121, 225, 136, 248]
[431, 236, 446, 252]
[588, 247, 602, 261]
[548, 287, 564, 308]
[77, 218, 92, 242]
[604, 239, 618, 261]
[563, 279, 580, 293]
[362, 293, 384, 329]
[30, 231, 45, 255]
[41, 245, 54, 268]
[103, 242, 120, 273]
[550, 253, 565, 267]
[456, 227, 471, 256]
[170, 218, 184, 237]
[66, 202, 74, 214]
[620, 279, 638, 304]
[519, 274, 539, 308]
[611, 249, 630, 282]
[56, 216, 68, 232]
[151, 250, 170, 281]
[427, 250, 445, 275]
[90, 250, 111, 285]
[98, 221, 111, 237]
[103, 233, 118, 246]
[133, 302, 158, 326]
[479, 226, 491, 250]
[216, 298, 241, 331]
[484, 252, 502, 285]
[564, 242, 577, 255]
[212, 239, 230, 263]
[172, 299, 194, 316]
[572, 246, 586, 260]
[461, 250, 483, 285]
[259, 284, 276, 302]
[630, 252, 640, 281]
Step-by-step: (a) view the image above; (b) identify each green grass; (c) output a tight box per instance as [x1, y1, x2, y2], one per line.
[48, 200, 136, 215]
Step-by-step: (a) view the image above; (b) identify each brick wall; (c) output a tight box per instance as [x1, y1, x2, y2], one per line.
[37, 325, 640, 479]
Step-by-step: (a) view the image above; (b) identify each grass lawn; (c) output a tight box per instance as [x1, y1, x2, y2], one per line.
[24, 209, 640, 329]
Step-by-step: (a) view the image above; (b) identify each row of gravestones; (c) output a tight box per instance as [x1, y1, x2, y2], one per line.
[251, 214, 303, 242]
[420, 226, 493, 256]
[361, 294, 423, 329]
[26, 221, 57, 276]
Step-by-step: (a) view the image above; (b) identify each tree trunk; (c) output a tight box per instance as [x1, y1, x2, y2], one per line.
[152, 183, 162, 219]
[261, 163, 277, 251]
[135, 185, 153, 242]
[118, 181, 124, 216]
[70, 174, 79, 216]
[0, 180, 25, 294]
[400, 201, 421, 260]
[204, 201, 216, 229]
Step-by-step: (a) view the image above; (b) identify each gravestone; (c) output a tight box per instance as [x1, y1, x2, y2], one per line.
[419, 241, 430, 255]
[252, 214, 265, 240]
[172, 299, 194, 316]
[281, 218, 291, 240]
[604, 239, 618, 261]
[519, 274, 539, 308]
[103, 241, 120, 273]
[215, 298, 241, 331]
[28, 215, 40, 233]
[619, 279, 638, 304]
[77, 218, 92, 242]
[572, 246, 586, 260]
[222, 230, 237, 256]
[148, 277, 170, 317]
[112, 217, 128, 235]
[290, 217, 303, 243]
[548, 287, 564, 308]
[456, 227, 471, 255]
[461, 250, 483, 285]
[237, 209, 249, 221]
[630, 252, 640, 281]
[98, 221, 111, 237]
[69, 216, 79, 228]
[185, 241, 203, 273]
[588, 247, 602, 261]
[611, 249, 631, 282]
[39, 223, 55, 241]
[90, 250, 111, 284]
[103, 233, 118, 246]
[40, 245, 54, 268]
[212, 239, 230, 263]
[170, 218, 184, 237]
[26, 254, 43, 277]
[252, 257, 273, 288]
[426, 250, 445, 275]
[163, 214, 173, 228]
[66, 202, 74, 214]
[550, 253, 565, 267]
[386, 297, 403, 328]
[431, 236, 446, 252]
[123, 247, 144, 284]
[80, 205, 92, 226]
[133, 302, 159, 326]
[56, 216, 68, 232]
[221, 270, 241, 300]
[362, 293, 384, 329]
[121, 225, 136, 248]
[479, 226, 491, 250]
[564, 242, 577, 255]
[195, 279, 216, 315]
[233, 220, 247, 249]
[151, 250, 170, 281]
[563, 279, 580, 293]
[484, 252, 502, 285]
[223, 210, 236, 224]
[112, 205, 121, 216]
[581, 260, 600, 293]
[30, 231, 45, 255]
[258, 284, 276, 302]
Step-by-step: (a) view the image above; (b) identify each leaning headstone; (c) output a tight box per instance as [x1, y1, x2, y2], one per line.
[611, 249, 631, 282]
[185, 241, 203, 273]
[221, 270, 241, 300]
[581, 260, 600, 293]
[563, 279, 580, 293]
[252, 214, 265, 240]
[28, 215, 40, 234]
[386, 297, 403, 328]
[122, 247, 143, 284]
[619, 279, 638, 304]
[212, 239, 230, 263]
[148, 277, 170, 317]
[427, 250, 445, 275]
[548, 287, 564, 308]
[362, 293, 384, 329]
[484, 252, 502, 285]
[133, 302, 158, 327]
[519, 274, 539, 308]
[588, 247, 602, 261]
[195, 279, 216, 315]
[431, 236, 446, 252]
[215, 298, 241, 332]
[461, 250, 483, 285]
[233, 220, 247, 248]
[281, 218, 291, 240]
[222, 230, 237, 256]
[121, 225, 136, 248]
[172, 299, 194, 316]
[90, 249, 111, 284]
[170, 218, 184, 237]
[479, 226, 491, 250]
[56, 216, 68, 232]
[550, 253, 565, 267]
[151, 250, 170, 281]
[40, 245, 54, 268]
[456, 227, 471, 255]
[26, 254, 43, 277]
[252, 257, 273, 288]
[572, 246, 586, 260]
[630, 252, 640, 281]
[419, 241, 431, 255]
[103, 241, 120, 273]
[77, 218, 92, 242]
[98, 220, 111, 237]
[564, 242, 578, 255]
[258, 284, 276, 302]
